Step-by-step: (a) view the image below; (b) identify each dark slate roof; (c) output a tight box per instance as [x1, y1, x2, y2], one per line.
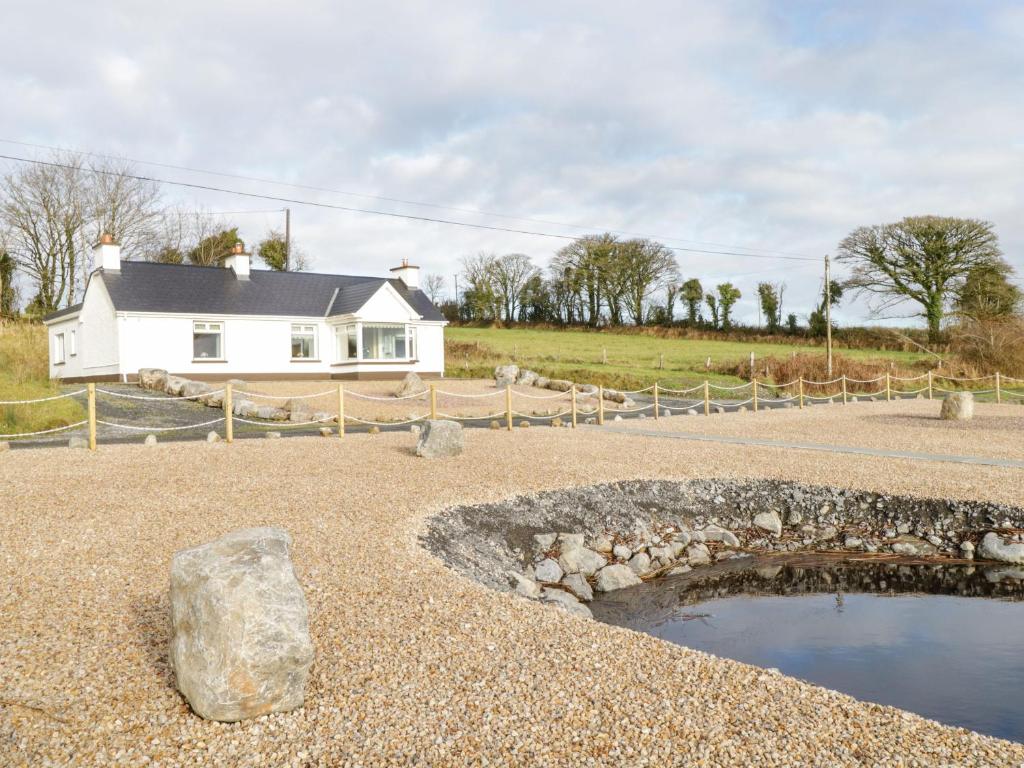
[44, 303, 83, 321]
[43, 261, 443, 321]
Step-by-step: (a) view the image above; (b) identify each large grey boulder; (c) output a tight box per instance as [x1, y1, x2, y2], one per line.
[494, 365, 519, 387]
[233, 399, 259, 418]
[940, 392, 974, 421]
[285, 399, 314, 423]
[415, 419, 464, 458]
[534, 558, 564, 583]
[516, 369, 539, 387]
[169, 528, 314, 722]
[182, 381, 214, 400]
[594, 564, 642, 592]
[165, 376, 189, 396]
[978, 532, 1024, 564]
[395, 371, 425, 398]
[889, 535, 938, 557]
[138, 368, 168, 391]
[545, 379, 574, 392]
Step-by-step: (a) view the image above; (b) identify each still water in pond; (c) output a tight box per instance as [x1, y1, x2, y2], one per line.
[590, 557, 1024, 743]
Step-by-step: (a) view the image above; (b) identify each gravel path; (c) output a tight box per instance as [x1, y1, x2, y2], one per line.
[2, 403, 1023, 766]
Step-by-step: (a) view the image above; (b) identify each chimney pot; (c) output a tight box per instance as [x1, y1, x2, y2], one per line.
[92, 234, 121, 272]
[100, 232, 115, 245]
[390, 260, 420, 289]
[232, 241, 244, 254]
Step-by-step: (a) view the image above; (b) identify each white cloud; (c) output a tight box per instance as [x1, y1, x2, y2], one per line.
[0, 0, 1021, 325]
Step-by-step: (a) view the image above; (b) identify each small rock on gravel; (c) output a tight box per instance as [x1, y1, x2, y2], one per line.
[143, 434, 158, 446]
[394, 371, 425, 398]
[940, 391, 974, 421]
[265, 431, 281, 439]
[753, 511, 783, 536]
[534, 558, 564, 583]
[68, 436, 88, 449]
[416, 420, 463, 457]
[206, 431, 220, 443]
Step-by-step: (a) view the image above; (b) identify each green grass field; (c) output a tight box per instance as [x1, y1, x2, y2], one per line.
[0, 322, 85, 438]
[445, 326, 929, 390]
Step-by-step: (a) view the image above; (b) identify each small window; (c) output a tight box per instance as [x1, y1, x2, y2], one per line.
[193, 321, 224, 360]
[291, 324, 317, 359]
[335, 324, 358, 361]
[54, 333, 66, 364]
[69, 329, 77, 357]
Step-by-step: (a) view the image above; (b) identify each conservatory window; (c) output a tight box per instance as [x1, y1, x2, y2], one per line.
[362, 324, 409, 360]
[335, 325, 358, 361]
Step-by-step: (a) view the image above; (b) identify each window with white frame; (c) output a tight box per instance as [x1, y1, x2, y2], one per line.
[362, 324, 410, 360]
[193, 321, 223, 360]
[334, 324, 358, 361]
[69, 329, 77, 356]
[54, 332, 66, 364]
[291, 324, 317, 359]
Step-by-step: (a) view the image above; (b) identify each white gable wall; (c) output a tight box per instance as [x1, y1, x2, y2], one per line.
[45, 275, 120, 380]
[357, 283, 422, 322]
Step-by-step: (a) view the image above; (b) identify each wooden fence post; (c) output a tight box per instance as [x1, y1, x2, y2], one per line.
[87, 382, 97, 451]
[571, 386, 577, 428]
[653, 382, 659, 420]
[752, 378, 758, 413]
[996, 372, 1002, 404]
[885, 372, 891, 402]
[798, 377, 804, 409]
[841, 375, 848, 405]
[927, 371, 933, 400]
[505, 384, 513, 431]
[224, 381, 233, 443]
[429, 384, 437, 420]
[597, 386, 605, 426]
[703, 380, 710, 416]
[337, 384, 345, 437]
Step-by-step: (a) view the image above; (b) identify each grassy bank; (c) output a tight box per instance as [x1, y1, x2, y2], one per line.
[445, 326, 929, 390]
[0, 321, 84, 437]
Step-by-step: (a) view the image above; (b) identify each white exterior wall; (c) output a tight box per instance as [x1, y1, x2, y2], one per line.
[47, 275, 446, 380]
[45, 275, 120, 380]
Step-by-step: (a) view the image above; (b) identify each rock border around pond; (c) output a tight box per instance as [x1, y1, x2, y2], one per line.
[422, 478, 1024, 619]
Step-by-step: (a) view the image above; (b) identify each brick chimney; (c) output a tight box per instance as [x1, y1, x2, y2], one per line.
[92, 232, 121, 272]
[390, 259, 420, 289]
[224, 241, 251, 280]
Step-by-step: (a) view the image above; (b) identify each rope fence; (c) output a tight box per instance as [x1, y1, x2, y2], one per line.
[2, 371, 1022, 448]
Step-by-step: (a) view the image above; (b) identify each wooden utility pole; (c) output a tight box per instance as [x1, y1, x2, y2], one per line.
[824, 255, 833, 378]
[284, 208, 291, 272]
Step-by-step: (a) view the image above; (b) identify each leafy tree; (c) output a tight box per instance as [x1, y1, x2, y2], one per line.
[663, 282, 679, 325]
[955, 262, 1021, 320]
[188, 227, 240, 267]
[460, 252, 500, 321]
[618, 239, 679, 325]
[808, 281, 844, 338]
[786, 313, 799, 334]
[681, 278, 703, 325]
[705, 292, 719, 329]
[757, 282, 783, 332]
[716, 283, 742, 329]
[837, 216, 1003, 343]
[0, 248, 17, 317]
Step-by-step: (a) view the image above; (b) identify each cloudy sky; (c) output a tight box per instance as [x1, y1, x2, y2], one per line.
[3, 1, 1022, 325]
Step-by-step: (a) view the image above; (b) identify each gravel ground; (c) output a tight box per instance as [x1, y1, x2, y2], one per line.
[2, 403, 1024, 766]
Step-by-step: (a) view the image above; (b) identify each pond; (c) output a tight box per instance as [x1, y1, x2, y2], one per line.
[590, 555, 1024, 743]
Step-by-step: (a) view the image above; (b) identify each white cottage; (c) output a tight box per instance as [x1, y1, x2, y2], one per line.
[43, 235, 447, 382]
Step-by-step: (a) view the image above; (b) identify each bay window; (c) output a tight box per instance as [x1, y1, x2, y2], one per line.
[335, 324, 358, 361]
[333, 323, 417, 362]
[193, 321, 223, 360]
[291, 324, 317, 359]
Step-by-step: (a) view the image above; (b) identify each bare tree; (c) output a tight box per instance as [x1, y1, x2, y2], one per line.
[423, 273, 446, 304]
[88, 157, 163, 263]
[838, 216, 1004, 343]
[0, 153, 89, 312]
[460, 252, 500, 320]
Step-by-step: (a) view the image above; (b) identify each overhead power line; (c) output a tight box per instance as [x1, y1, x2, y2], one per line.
[0, 137, 816, 261]
[0, 153, 819, 263]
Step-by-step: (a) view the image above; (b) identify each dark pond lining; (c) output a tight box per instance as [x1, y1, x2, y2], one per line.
[590, 555, 1024, 743]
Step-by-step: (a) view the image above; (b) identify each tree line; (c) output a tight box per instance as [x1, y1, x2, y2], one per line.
[435, 236, 829, 335]
[431, 216, 1021, 342]
[0, 153, 306, 317]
